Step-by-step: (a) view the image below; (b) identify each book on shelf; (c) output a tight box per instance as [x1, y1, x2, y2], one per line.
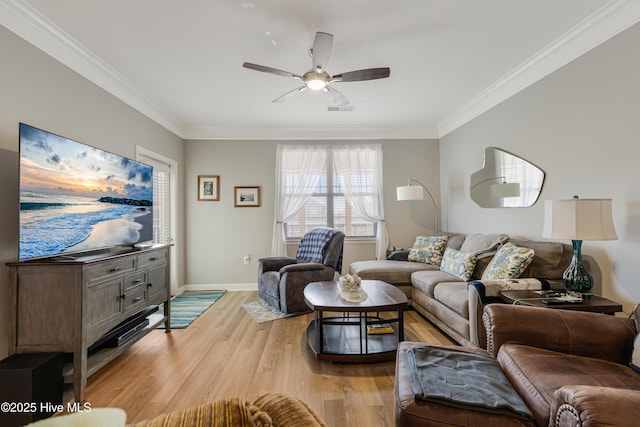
[367, 324, 394, 335]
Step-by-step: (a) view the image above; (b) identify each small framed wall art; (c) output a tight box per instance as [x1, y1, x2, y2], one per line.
[234, 186, 261, 207]
[198, 175, 220, 201]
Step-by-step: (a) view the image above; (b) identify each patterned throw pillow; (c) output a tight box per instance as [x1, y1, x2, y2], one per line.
[407, 235, 449, 265]
[440, 247, 478, 281]
[631, 303, 640, 373]
[481, 242, 535, 280]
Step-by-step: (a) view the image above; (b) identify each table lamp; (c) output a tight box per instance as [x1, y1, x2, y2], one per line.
[542, 196, 617, 293]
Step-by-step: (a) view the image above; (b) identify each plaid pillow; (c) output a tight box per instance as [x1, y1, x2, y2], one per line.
[296, 227, 342, 270]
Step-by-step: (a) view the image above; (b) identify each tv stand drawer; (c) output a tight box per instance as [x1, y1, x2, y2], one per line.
[86, 257, 136, 282]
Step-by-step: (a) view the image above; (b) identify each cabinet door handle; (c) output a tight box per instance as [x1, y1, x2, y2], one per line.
[120, 294, 126, 299]
[147, 282, 153, 287]
[110, 266, 122, 272]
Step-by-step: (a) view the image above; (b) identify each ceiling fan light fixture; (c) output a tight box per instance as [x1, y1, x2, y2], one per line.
[306, 79, 326, 90]
[303, 70, 328, 90]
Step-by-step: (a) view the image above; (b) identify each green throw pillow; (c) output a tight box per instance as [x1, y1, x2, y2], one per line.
[481, 242, 535, 280]
[440, 247, 477, 281]
[407, 235, 449, 265]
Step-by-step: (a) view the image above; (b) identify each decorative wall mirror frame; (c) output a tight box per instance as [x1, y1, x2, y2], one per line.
[470, 147, 545, 208]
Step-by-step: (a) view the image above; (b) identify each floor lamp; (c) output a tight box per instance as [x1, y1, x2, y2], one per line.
[396, 179, 439, 233]
[542, 197, 618, 293]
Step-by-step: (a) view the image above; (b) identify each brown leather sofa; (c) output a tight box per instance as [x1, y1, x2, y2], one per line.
[483, 304, 640, 427]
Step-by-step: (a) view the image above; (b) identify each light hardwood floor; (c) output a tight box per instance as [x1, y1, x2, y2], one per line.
[83, 291, 454, 426]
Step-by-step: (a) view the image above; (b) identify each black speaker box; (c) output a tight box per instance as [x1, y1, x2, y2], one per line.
[0, 352, 63, 426]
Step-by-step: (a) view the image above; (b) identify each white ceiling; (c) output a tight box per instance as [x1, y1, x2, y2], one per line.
[2, 0, 640, 140]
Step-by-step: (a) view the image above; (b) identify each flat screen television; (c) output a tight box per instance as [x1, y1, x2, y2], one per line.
[19, 123, 154, 261]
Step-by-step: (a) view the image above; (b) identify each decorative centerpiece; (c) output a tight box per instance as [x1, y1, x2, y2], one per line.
[338, 274, 368, 302]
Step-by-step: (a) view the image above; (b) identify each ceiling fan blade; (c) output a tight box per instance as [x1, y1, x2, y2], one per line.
[243, 62, 302, 79]
[273, 86, 307, 103]
[324, 86, 349, 106]
[311, 32, 333, 71]
[331, 67, 390, 82]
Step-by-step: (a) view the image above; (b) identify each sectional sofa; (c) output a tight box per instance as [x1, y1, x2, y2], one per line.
[350, 232, 574, 347]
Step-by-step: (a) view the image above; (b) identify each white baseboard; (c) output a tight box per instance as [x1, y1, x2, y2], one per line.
[182, 283, 258, 292]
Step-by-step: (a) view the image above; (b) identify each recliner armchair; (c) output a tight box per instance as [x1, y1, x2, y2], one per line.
[258, 227, 345, 314]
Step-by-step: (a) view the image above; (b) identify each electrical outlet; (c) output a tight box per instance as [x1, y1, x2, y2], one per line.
[243, 254, 250, 264]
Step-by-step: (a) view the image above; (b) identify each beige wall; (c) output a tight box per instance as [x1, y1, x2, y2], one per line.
[183, 139, 439, 287]
[440, 22, 640, 314]
[0, 27, 185, 359]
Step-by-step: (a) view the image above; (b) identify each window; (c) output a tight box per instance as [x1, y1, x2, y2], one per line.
[279, 145, 379, 239]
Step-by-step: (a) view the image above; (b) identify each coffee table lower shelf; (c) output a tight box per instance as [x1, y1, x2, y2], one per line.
[306, 316, 400, 363]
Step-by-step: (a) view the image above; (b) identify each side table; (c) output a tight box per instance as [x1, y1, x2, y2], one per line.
[499, 290, 622, 315]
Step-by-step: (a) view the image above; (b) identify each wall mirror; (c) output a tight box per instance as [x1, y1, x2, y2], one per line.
[470, 147, 544, 208]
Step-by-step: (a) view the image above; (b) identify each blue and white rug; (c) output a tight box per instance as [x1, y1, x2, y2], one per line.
[158, 290, 226, 329]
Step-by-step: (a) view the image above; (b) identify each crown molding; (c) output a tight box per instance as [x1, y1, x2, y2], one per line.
[0, 0, 185, 137]
[182, 124, 439, 140]
[438, 0, 640, 137]
[3, 0, 638, 141]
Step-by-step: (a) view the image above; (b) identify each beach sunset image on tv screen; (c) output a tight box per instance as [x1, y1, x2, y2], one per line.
[19, 123, 153, 260]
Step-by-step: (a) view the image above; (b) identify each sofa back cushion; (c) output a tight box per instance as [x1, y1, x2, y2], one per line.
[508, 239, 573, 279]
[460, 234, 509, 257]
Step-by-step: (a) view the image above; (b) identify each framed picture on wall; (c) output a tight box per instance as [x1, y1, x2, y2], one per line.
[234, 186, 261, 207]
[198, 175, 220, 201]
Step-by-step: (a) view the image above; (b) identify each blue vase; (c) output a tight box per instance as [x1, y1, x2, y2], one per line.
[562, 240, 593, 293]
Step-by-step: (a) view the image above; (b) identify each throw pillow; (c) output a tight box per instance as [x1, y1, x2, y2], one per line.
[481, 242, 535, 280]
[631, 303, 640, 373]
[440, 247, 478, 281]
[408, 235, 449, 265]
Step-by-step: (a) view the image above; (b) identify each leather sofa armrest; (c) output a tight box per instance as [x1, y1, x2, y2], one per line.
[551, 385, 640, 427]
[258, 257, 297, 273]
[280, 262, 327, 273]
[483, 304, 636, 363]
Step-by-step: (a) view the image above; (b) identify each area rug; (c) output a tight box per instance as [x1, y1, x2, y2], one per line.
[158, 290, 226, 329]
[242, 299, 303, 324]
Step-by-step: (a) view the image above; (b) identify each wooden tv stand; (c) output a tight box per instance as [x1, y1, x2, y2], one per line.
[7, 244, 172, 403]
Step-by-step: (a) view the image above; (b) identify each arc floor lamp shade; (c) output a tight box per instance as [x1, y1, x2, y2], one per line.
[396, 184, 424, 201]
[396, 179, 439, 233]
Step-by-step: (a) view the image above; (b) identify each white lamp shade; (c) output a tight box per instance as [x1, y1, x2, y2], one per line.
[542, 198, 618, 241]
[397, 185, 424, 201]
[490, 182, 521, 198]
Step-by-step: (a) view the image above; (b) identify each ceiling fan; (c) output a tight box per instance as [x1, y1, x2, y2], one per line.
[242, 32, 390, 106]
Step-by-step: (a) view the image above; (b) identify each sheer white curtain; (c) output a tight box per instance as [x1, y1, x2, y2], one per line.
[333, 144, 389, 260]
[272, 145, 327, 256]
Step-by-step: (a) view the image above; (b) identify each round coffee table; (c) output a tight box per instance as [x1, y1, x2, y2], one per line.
[303, 280, 408, 363]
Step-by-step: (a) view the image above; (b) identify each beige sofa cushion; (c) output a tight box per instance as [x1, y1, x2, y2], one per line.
[412, 269, 463, 298]
[433, 282, 470, 318]
[350, 260, 438, 285]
